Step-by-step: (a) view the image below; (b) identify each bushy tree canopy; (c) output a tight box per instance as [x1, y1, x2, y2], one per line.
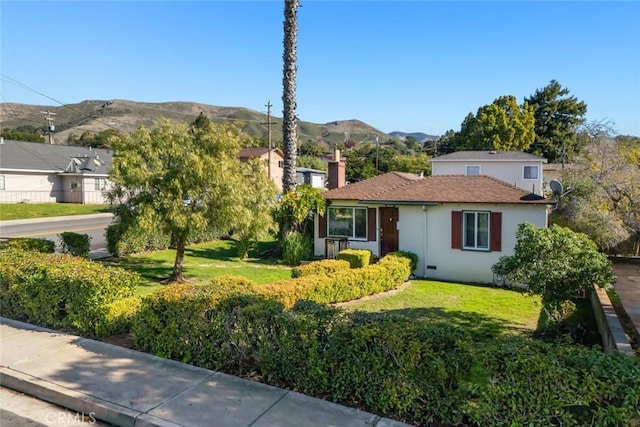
[525, 80, 587, 163]
[493, 223, 614, 321]
[108, 118, 276, 282]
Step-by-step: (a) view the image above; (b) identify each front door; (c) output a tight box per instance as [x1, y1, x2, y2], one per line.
[379, 207, 399, 257]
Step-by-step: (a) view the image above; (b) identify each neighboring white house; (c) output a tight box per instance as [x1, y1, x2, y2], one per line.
[297, 167, 326, 189]
[0, 139, 113, 204]
[314, 171, 553, 284]
[430, 151, 547, 195]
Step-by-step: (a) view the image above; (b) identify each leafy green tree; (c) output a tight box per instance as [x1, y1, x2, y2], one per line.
[1, 128, 43, 143]
[453, 96, 535, 152]
[525, 80, 587, 163]
[299, 141, 325, 158]
[108, 118, 276, 282]
[273, 184, 326, 238]
[493, 223, 614, 321]
[389, 153, 432, 175]
[297, 155, 327, 172]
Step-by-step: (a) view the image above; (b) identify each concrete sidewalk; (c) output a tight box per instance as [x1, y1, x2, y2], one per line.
[0, 213, 114, 227]
[0, 318, 411, 427]
[614, 262, 640, 338]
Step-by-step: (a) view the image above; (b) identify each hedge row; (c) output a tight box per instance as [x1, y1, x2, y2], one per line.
[257, 252, 413, 308]
[336, 249, 372, 268]
[0, 248, 141, 337]
[132, 288, 640, 426]
[0, 237, 55, 253]
[290, 259, 351, 278]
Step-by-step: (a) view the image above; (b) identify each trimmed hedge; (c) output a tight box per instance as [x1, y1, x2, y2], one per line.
[132, 287, 640, 426]
[257, 252, 413, 308]
[59, 232, 91, 258]
[337, 249, 372, 268]
[291, 259, 351, 278]
[0, 248, 141, 337]
[0, 237, 55, 253]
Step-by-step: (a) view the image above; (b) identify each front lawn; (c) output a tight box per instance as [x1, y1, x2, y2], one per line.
[108, 240, 292, 295]
[0, 203, 112, 220]
[343, 280, 542, 338]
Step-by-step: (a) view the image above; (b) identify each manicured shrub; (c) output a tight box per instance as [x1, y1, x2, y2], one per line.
[257, 252, 413, 308]
[94, 296, 142, 338]
[0, 237, 55, 253]
[337, 249, 372, 268]
[291, 259, 350, 278]
[0, 248, 140, 337]
[106, 221, 170, 256]
[464, 337, 640, 426]
[383, 250, 418, 271]
[59, 232, 91, 258]
[281, 231, 313, 266]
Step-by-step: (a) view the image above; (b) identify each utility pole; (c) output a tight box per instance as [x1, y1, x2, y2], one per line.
[375, 135, 379, 175]
[262, 100, 276, 179]
[41, 110, 56, 144]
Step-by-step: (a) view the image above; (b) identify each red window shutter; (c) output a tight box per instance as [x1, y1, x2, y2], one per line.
[451, 211, 462, 249]
[490, 212, 502, 252]
[367, 208, 376, 241]
[318, 213, 327, 238]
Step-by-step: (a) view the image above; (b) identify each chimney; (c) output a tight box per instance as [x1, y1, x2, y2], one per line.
[328, 148, 346, 189]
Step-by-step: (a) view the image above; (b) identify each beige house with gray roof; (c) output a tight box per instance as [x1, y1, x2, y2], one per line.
[0, 139, 113, 204]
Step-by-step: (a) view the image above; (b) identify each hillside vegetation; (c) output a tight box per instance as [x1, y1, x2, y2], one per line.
[0, 100, 409, 148]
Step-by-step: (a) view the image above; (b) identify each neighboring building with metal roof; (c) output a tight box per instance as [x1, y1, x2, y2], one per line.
[0, 139, 113, 204]
[430, 150, 547, 195]
[314, 170, 553, 285]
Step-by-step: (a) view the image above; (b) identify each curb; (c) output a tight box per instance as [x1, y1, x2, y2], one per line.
[0, 213, 114, 227]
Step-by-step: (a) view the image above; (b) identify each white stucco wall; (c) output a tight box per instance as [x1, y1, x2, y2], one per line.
[0, 172, 62, 203]
[418, 203, 548, 284]
[315, 201, 550, 284]
[431, 160, 544, 195]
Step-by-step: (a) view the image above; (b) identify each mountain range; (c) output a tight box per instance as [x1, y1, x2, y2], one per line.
[0, 100, 439, 146]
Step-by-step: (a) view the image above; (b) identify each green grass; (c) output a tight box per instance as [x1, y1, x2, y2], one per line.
[107, 240, 292, 296]
[344, 280, 543, 338]
[0, 203, 112, 220]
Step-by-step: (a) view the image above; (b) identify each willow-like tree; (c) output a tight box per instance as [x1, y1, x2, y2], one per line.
[108, 119, 276, 282]
[282, 0, 299, 192]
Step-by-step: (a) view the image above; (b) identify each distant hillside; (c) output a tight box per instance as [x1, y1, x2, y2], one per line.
[0, 100, 408, 149]
[388, 131, 439, 142]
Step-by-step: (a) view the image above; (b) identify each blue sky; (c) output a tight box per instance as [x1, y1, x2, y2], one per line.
[2, 1, 639, 136]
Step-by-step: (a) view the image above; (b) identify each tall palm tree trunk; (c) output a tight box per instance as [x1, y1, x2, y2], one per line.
[282, 0, 299, 193]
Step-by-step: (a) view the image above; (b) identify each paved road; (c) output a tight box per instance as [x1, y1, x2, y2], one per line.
[0, 214, 114, 256]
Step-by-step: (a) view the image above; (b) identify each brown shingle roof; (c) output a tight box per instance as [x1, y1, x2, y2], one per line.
[324, 172, 552, 205]
[323, 171, 423, 200]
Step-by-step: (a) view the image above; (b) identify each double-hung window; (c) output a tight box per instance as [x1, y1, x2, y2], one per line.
[95, 178, 107, 190]
[523, 165, 539, 180]
[463, 211, 489, 250]
[327, 207, 367, 239]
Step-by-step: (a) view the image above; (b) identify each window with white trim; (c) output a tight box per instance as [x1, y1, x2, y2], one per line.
[0, 175, 5, 190]
[463, 211, 489, 250]
[466, 165, 481, 176]
[523, 165, 539, 180]
[328, 207, 367, 239]
[95, 178, 107, 190]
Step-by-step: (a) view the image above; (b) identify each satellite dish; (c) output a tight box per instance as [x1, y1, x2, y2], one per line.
[550, 179, 563, 198]
[550, 179, 572, 200]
